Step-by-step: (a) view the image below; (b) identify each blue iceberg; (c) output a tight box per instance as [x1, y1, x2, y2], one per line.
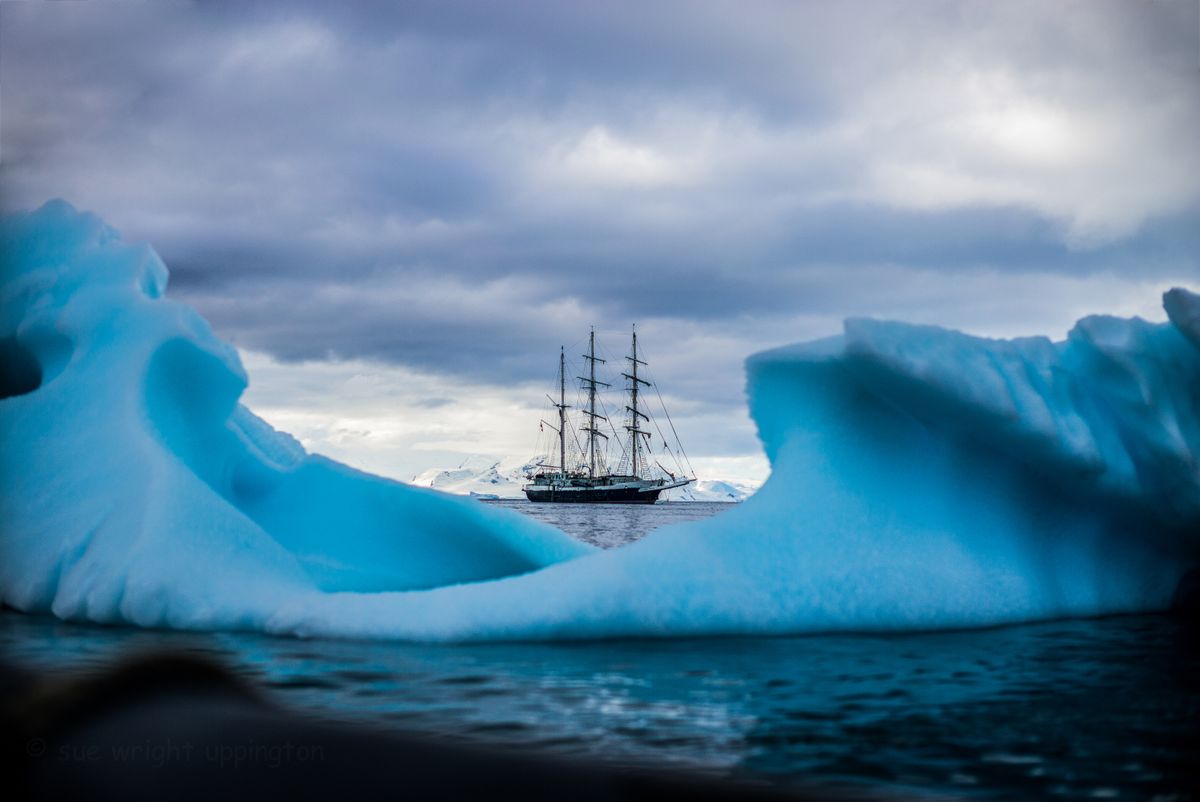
[0, 201, 590, 632]
[2, 201, 1197, 640]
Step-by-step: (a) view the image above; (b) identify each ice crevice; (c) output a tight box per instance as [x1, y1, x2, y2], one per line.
[1, 200, 1198, 641]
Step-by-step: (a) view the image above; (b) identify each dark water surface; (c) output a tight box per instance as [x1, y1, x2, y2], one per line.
[3, 501, 1197, 800]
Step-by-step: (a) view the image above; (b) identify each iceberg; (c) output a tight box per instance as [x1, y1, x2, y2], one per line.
[0, 201, 590, 632]
[2, 200, 1197, 641]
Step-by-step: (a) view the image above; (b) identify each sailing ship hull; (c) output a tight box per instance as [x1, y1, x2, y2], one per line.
[526, 328, 693, 506]
[524, 485, 662, 504]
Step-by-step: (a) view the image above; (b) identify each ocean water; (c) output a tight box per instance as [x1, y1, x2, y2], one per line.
[481, 498, 736, 548]
[3, 500, 1197, 800]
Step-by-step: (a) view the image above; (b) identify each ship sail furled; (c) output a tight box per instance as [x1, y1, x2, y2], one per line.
[524, 327, 695, 504]
[578, 329, 609, 478]
[620, 326, 652, 479]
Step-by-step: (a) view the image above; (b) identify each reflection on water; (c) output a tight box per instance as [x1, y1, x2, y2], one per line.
[3, 611, 1197, 800]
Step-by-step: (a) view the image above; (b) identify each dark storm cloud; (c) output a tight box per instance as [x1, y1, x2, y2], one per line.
[2, 0, 1197, 396]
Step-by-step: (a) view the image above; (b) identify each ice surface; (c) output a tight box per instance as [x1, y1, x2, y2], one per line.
[2, 201, 1197, 640]
[273, 293, 1198, 641]
[0, 202, 590, 631]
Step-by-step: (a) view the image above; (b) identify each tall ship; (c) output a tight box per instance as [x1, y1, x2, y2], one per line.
[523, 327, 695, 504]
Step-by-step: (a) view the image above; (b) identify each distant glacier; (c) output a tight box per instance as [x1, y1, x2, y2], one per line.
[1, 200, 1196, 641]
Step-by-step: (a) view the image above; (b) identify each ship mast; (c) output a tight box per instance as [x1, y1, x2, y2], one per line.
[578, 328, 609, 478]
[623, 325, 651, 478]
[557, 346, 567, 476]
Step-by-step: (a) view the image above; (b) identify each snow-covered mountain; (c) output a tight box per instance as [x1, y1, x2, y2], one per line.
[409, 455, 539, 499]
[669, 478, 759, 503]
[410, 456, 759, 502]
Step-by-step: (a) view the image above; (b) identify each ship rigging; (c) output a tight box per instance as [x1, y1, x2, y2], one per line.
[524, 327, 695, 504]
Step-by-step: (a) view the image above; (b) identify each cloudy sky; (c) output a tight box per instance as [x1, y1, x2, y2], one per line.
[3, 0, 1198, 484]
